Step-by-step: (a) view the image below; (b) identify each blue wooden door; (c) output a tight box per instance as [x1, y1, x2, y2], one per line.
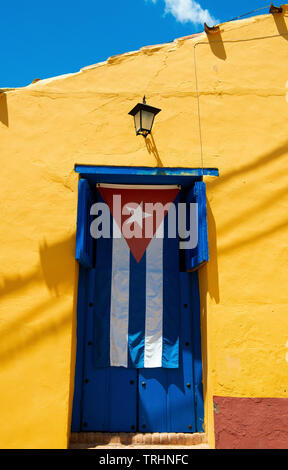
[71, 178, 205, 433]
[138, 272, 203, 433]
[80, 268, 138, 432]
[76, 269, 203, 433]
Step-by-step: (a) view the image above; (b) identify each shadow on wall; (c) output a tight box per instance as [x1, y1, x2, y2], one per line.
[205, 15, 288, 61]
[203, 200, 220, 305]
[0, 235, 77, 366]
[207, 138, 288, 257]
[206, 31, 227, 60]
[272, 11, 288, 39]
[39, 236, 76, 297]
[0, 93, 8, 126]
[0, 234, 78, 444]
[197, 198, 220, 433]
[197, 136, 288, 434]
[145, 132, 164, 167]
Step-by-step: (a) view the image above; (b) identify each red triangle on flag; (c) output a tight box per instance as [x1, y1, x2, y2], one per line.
[98, 185, 180, 262]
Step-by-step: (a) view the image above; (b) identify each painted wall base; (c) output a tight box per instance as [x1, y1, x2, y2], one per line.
[213, 396, 288, 449]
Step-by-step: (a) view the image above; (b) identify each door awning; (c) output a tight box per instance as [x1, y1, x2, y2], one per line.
[74, 164, 219, 189]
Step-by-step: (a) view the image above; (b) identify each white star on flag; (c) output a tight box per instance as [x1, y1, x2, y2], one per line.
[125, 201, 152, 229]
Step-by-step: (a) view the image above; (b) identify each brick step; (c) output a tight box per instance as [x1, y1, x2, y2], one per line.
[69, 432, 208, 449]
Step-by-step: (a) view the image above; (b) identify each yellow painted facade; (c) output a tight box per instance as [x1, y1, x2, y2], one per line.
[0, 9, 287, 448]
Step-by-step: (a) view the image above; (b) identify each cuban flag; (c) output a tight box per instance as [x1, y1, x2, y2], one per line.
[91, 184, 181, 368]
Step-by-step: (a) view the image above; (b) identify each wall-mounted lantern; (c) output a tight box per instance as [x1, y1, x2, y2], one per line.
[128, 96, 161, 137]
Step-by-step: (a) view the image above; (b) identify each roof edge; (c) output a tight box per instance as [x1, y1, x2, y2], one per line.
[1, 6, 288, 92]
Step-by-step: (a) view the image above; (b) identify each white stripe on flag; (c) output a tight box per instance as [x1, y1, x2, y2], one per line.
[144, 222, 164, 368]
[110, 235, 130, 367]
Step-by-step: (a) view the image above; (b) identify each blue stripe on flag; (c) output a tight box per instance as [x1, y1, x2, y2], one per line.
[92, 193, 113, 368]
[162, 199, 180, 368]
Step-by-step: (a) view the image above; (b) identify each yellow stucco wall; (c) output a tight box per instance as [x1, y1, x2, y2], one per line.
[0, 9, 287, 448]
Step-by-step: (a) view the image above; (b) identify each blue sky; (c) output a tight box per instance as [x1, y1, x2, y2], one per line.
[1, 1, 269, 87]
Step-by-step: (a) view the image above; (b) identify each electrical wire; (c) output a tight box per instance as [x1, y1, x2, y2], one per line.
[221, 5, 271, 25]
[194, 3, 277, 172]
[193, 45, 204, 177]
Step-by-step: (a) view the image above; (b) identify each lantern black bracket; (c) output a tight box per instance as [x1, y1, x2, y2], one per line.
[128, 96, 161, 138]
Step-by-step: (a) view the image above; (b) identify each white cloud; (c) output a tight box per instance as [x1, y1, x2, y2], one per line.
[149, 0, 217, 26]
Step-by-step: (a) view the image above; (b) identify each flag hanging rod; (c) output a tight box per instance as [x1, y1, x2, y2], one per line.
[96, 183, 181, 189]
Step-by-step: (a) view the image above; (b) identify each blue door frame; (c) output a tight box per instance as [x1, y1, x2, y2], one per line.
[71, 165, 218, 433]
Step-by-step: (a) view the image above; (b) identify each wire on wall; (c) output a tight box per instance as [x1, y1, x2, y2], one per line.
[193, 3, 283, 173]
[223, 5, 271, 24]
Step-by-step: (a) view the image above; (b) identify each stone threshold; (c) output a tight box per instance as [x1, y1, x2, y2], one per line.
[69, 432, 208, 448]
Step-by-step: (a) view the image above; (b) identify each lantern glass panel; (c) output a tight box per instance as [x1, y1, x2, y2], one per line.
[141, 109, 154, 132]
[134, 110, 141, 133]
